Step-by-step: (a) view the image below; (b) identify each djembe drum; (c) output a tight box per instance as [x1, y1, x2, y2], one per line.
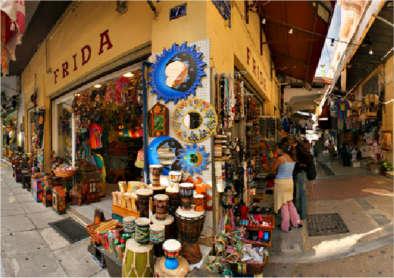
[136, 188, 153, 218]
[122, 238, 153, 278]
[123, 216, 136, 238]
[168, 171, 182, 184]
[135, 217, 150, 245]
[163, 239, 181, 269]
[175, 208, 205, 264]
[150, 223, 165, 257]
[166, 186, 179, 216]
[154, 194, 169, 220]
[149, 165, 162, 187]
[150, 214, 176, 240]
[179, 183, 194, 210]
[154, 239, 189, 277]
[193, 194, 205, 212]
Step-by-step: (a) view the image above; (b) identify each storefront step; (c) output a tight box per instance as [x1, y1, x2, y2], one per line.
[270, 225, 307, 256]
[67, 206, 92, 227]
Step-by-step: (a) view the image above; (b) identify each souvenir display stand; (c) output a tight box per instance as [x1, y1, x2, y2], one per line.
[84, 41, 214, 277]
[209, 70, 277, 276]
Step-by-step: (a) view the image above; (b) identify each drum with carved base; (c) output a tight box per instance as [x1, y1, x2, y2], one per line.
[175, 208, 205, 264]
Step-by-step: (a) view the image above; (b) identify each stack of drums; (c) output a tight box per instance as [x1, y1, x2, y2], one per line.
[123, 218, 154, 278]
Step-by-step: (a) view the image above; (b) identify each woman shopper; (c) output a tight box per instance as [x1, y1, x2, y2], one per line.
[273, 137, 302, 232]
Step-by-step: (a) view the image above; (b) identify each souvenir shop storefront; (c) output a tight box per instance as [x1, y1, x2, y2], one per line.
[17, 2, 281, 277]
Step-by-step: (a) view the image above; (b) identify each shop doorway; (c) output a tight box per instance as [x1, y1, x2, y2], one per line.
[51, 65, 144, 217]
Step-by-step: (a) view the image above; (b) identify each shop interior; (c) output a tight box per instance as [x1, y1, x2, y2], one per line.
[51, 66, 144, 217]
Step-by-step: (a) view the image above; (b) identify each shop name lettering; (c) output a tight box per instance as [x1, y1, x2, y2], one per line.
[246, 47, 267, 91]
[52, 30, 113, 84]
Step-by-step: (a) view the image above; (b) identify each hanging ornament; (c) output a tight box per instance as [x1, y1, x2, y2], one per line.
[177, 144, 209, 175]
[149, 42, 206, 103]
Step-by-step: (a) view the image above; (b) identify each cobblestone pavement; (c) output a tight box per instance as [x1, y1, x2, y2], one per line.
[0, 161, 110, 277]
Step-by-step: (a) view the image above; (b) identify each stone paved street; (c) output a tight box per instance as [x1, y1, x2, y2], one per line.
[0, 161, 110, 277]
[265, 160, 394, 277]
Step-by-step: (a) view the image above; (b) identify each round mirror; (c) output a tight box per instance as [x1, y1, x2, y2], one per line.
[148, 136, 183, 175]
[149, 43, 206, 103]
[183, 111, 202, 130]
[173, 98, 218, 143]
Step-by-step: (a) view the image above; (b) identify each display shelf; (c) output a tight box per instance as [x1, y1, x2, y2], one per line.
[111, 205, 139, 219]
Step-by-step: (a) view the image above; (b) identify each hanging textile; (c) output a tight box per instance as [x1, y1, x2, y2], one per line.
[1, 0, 25, 74]
[89, 123, 103, 149]
[336, 98, 350, 130]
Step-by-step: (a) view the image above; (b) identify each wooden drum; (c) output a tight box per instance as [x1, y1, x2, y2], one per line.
[122, 239, 153, 278]
[179, 183, 194, 210]
[154, 194, 169, 220]
[168, 171, 182, 184]
[175, 208, 205, 264]
[136, 188, 153, 218]
[193, 194, 205, 212]
[134, 217, 150, 245]
[150, 223, 165, 257]
[166, 186, 179, 216]
[150, 214, 175, 240]
[149, 164, 162, 187]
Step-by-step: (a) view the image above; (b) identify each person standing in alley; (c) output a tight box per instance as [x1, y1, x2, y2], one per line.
[293, 139, 315, 220]
[272, 137, 302, 232]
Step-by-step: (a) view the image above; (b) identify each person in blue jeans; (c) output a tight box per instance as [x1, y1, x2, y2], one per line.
[293, 140, 314, 220]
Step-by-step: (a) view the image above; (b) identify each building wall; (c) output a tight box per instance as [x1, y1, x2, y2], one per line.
[206, 1, 280, 114]
[383, 55, 393, 162]
[21, 1, 280, 169]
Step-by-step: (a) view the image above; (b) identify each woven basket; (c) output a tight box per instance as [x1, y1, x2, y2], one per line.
[230, 256, 268, 276]
[53, 168, 77, 178]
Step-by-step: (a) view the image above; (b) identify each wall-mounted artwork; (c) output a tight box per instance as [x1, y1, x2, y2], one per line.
[173, 97, 217, 143]
[149, 42, 206, 103]
[177, 144, 209, 175]
[149, 103, 169, 137]
[148, 136, 183, 175]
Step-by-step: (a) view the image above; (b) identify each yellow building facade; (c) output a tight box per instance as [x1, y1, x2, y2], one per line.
[21, 1, 280, 170]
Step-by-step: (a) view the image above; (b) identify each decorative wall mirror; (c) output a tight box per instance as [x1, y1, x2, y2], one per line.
[177, 144, 209, 175]
[149, 103, 169, 137]
[149, 42, 206, 103]
[173, 98, 218, 143]
[148, 136, 183, 175]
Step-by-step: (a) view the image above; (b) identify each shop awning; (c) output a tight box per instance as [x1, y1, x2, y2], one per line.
[257, 1, 335, 84]
[346, 1, 394, 92]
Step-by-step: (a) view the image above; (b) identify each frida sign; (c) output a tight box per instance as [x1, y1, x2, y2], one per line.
[52, 29, 113, 84]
